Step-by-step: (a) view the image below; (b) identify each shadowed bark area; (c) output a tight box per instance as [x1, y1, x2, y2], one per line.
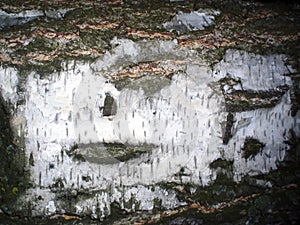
[103, 93, 117, 117]
[0, 94, 27, 209]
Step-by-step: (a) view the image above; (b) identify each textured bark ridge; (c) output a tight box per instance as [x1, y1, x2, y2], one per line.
[0, 39, 298, 219]
[0, 0, 299, 224]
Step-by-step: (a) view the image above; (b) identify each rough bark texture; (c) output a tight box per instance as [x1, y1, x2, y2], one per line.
[0, 0, 299, 224]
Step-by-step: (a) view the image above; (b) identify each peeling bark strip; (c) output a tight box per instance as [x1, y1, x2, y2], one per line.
[128, 29, 173, 39]
[50, 214, 81, 220]
[111, 60, 187, 79]
[75, 21, 119, 30]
